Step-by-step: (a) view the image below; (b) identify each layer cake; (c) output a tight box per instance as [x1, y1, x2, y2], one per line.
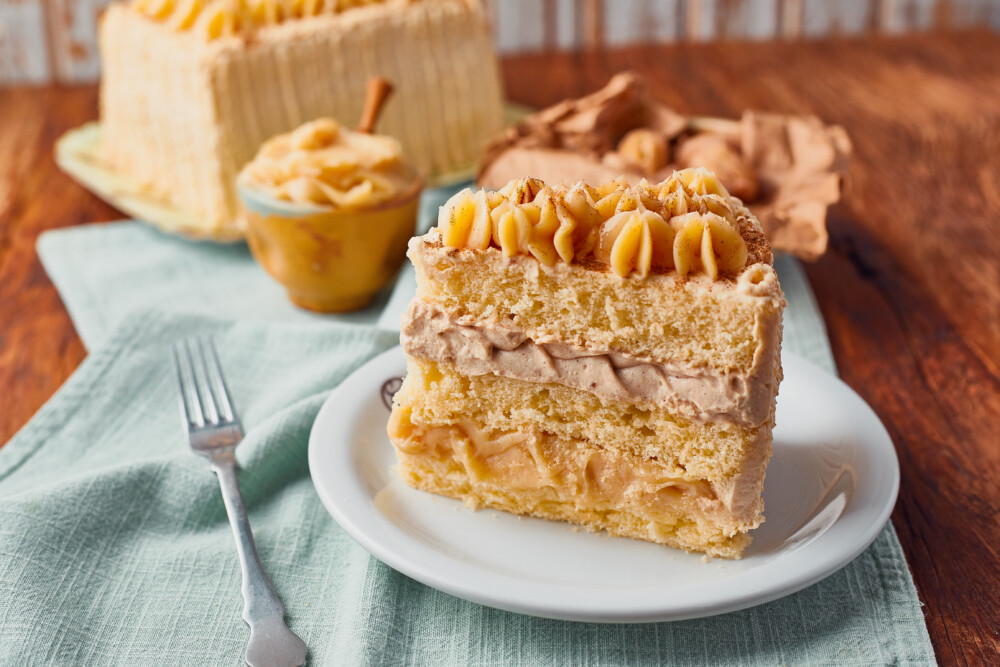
[388, 168, 785, 558]
[99, 0, 504, 237]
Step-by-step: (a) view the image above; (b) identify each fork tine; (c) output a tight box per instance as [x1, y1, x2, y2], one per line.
[172, 342, 204, 427]
[181, 340, 207, 426]
[203, 337, 238, 424]
[190, 338, 220, 425]
[170, 344, 191, 426]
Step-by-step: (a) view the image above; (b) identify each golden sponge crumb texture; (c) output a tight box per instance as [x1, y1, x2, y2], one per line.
[401, 358, 774, 484]
[410, 232, 783, 374]
[389, 366, 763, 558]
[388, 173, 784, 558]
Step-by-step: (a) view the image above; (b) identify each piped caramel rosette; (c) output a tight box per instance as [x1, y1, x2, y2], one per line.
[131, 0, 399, 40]
[238, 117, 417, 210]
[438, 168, 761, 280]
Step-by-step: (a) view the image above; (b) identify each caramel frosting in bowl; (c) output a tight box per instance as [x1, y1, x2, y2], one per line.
[478, 72, 851, 261]
[238, 117, 419, 211]
[237, 116, 421, 313]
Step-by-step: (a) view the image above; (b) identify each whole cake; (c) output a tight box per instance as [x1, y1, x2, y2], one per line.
[388, 168, 785, 558]
[99, 0, 504, 237]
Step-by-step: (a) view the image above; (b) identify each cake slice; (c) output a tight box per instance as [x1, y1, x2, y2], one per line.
[388, 169, 785, 558]
[99, 0, 504, 237]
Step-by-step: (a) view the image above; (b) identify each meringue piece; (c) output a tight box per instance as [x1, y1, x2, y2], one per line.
[677, 133, 759, 203]
[194, 0, 245, 39]
[677, 167, 730, 198]
[594, 189, 624, 219]
[498, 177, 545, 205]
[560, 184, 602, 259]
[249, 0, 291, 25]
[167, 0, 206, 29]
[438, 189, 472, 244]
[135, 0, 177, 20]
[617, 128, 670, 173]
[439, 189, 492, 250]
[495, 205, 533, 260]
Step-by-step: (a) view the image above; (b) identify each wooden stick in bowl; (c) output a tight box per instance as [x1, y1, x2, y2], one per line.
[356, 77, 394, 134]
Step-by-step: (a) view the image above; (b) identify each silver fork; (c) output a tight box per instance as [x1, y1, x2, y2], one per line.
[172, 337, 307, 667]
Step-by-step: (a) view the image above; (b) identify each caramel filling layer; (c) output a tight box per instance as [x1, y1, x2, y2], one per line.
[387, 411, 755, 529]
[401, 301, 773, 425]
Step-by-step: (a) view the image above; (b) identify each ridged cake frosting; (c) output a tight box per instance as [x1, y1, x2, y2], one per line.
[99, 0, 504, 237]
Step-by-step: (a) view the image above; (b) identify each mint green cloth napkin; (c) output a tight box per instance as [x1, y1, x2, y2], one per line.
[0, 311, 934, 665]
[36, 184, 469, 349]
[14, 184, 935, 664]
[37, 221, 388, 348]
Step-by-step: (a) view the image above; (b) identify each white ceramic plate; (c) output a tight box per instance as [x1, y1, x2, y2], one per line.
[308, 347, 899, 622]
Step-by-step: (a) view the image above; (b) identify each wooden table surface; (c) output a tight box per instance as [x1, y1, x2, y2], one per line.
[1, 30, 998, 663]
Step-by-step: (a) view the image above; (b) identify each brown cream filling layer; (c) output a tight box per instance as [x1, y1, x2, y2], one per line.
[401, 300, 773, 425]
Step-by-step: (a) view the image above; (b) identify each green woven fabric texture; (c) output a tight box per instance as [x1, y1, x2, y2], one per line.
[2, 186, 934, 665]
[35, 183, 470, 349]
[0, 317, 934, 665]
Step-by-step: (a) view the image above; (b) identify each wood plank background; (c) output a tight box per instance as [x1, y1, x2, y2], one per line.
[1, 0, 998, 84]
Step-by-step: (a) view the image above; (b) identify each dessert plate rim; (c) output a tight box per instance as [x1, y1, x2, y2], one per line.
[308, 345, 899, 623]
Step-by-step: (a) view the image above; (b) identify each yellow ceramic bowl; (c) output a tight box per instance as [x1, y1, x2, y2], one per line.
[239, 180, 422, 312]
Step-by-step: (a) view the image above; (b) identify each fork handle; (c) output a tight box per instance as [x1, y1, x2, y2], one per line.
[213, 458, 307, 667]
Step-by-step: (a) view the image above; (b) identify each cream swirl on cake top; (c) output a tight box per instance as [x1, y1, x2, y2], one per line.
[239, 118, 417, 210]
[437, 168, 756, 280]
